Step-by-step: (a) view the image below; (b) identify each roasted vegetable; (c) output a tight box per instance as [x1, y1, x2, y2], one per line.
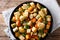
[11, 2, 52, 40]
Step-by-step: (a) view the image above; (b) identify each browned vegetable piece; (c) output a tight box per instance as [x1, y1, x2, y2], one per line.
[31, 18, 36, 23]
[46, 21, 51, 29]
[31, 35, 38, 40]
[12, 16, 16, 22]
[36, 3, 41, 9]
[26, 34, 31, 39]
[11, 23, 16, 28]
[46, 24, 50, 29]
[35, 24, 39, 29]
[15, 32, 20, 37]
[19, 7, 23, 12]
[28, 6, 33, 12]
[19, 27, 25, 33]
[16, 20, 21, 27]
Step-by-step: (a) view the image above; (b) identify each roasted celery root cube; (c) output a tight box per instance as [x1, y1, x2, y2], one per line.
[11, 16, 16, 22]
[37, 3, 41, 9]
[19, 27, 25, 33]
[15, 32, 20, 37]
[13, 27, 18, 32]
[11, 23, 16, 28]
[26, 34, 31, 39]
[42, 33, 46, 38]
[19, 35, 25, 40]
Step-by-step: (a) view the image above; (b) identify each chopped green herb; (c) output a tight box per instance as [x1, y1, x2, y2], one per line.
[22, 9, 25, 12]
[45, 21, 48, 24]
[11, 23, 16, 28]
[38, 30, 44, 35]
[22, 33, 26, 37]
[15, 9, 18, 12]
[24, 25, 29, 29]
[21, 21, 24, 24]
[38, 37, 41, 40]
[27, 3, 30, 7]
[41, 6, 44, 9]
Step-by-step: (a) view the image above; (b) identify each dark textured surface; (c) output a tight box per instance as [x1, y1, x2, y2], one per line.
[0, 0, 60, 40]
[57, 0, 60, 6]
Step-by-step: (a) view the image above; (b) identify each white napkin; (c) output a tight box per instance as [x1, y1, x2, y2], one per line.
[2, 7, 16, 40]
[2, 0, 60, 40]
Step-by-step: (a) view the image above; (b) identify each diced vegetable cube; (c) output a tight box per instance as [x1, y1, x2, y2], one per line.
[30, 2, 35, 8]
[37, 3, 41, 9]
[42, 33, 46, 38]
[41, 8, 47, 15]
[39, 10, 45, 18]
[13, 27, 18, 32]
[27, 21, 32, 26]
[11, 16, 16, 22]
[22, 4, 29, 9]
[19, 35, 25, 40]
[11, 23, 16, 28]
[33, 13, 37, 17]
[32, 27, 37, 32]
[31, 18, 36, 23]
[23, 10, 29, 17]
[30, 14, 34, 19]
[14, 12, 20, 16]
[28, 6, 33, 11]
[15, 32, 20, 37]
[16, 20, 21, 27]
[26, 34, 31, 39]
[46, 15, 51, 21]
[27, 29, 31, 33]
[37, 22, 45, 30]
[19, 15, 25, 21]
[46, 24, 50, 29]
[19, 27, 25, 33]
[36, 15, 40, 19]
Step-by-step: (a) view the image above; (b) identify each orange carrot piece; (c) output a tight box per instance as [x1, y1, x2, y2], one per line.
[31, 18, 36, 23]
[35, 24, 39, 29]
[16, 20, 21, 27]
[28, 6, 33, 11]
[12, 16, 16, 22]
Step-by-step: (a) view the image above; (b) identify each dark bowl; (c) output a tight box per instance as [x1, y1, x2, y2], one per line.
[9, 1, 53, 40]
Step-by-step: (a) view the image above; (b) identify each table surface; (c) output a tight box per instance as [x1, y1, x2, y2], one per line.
[0, 0, 60, 40]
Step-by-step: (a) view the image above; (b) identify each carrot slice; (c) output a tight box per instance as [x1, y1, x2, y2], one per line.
[35, 24, 39, 29]
[28, 6, 33, 11]
[31, 18, 36, 23]
[16, 20, 21, 27]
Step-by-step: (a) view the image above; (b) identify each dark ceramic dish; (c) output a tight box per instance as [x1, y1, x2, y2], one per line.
[9, 1, 53, 40]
